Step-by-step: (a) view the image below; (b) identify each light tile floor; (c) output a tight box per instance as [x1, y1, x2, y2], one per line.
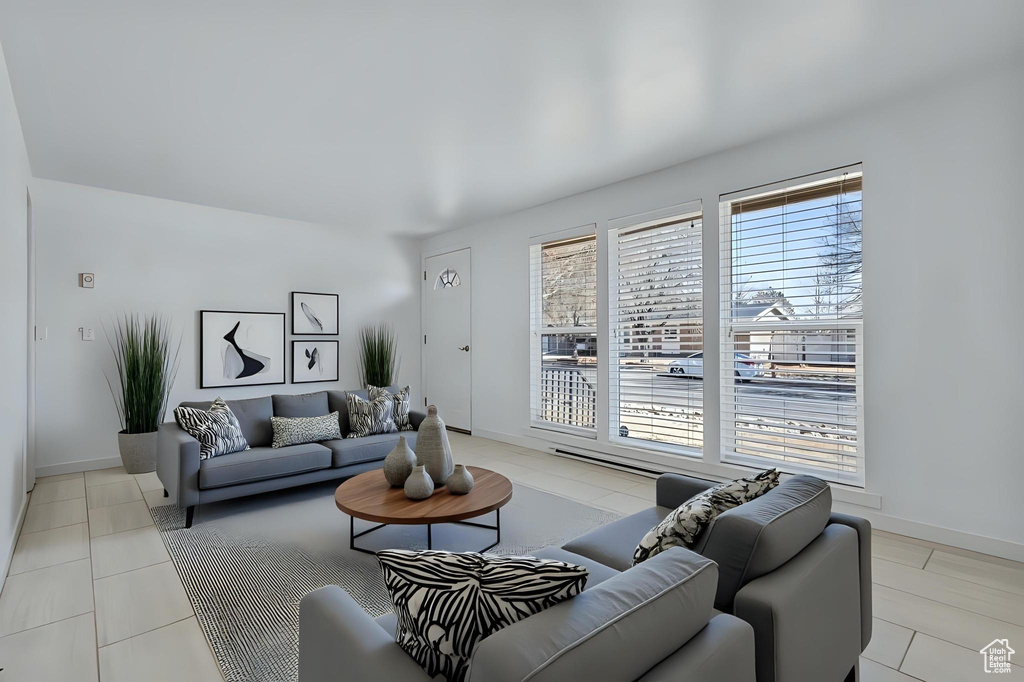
[0, 432, 1020, 681]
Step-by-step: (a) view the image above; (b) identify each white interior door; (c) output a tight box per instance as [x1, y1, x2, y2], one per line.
[423, 248, 471, 431]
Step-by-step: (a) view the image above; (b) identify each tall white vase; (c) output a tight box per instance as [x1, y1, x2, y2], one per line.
[416, 405, 454, 486]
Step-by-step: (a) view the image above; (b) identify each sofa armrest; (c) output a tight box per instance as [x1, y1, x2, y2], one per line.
[656, 473, 717, 509]
[299, 586, 427, 682]
[157, 421, 200, 508]
[408, 409, 427, 430]
[829, 512, 872, 650]
[638, 614, 755, 682]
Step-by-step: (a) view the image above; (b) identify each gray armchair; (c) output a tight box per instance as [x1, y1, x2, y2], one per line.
[299, 547, 756, 682]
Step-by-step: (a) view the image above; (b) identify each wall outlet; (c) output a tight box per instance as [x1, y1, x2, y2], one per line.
[79, 273, 95, 288]
[79, 327, 95, 341]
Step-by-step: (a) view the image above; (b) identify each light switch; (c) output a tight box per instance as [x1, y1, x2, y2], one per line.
[79, 327, 95, 341]
[79, 273, 95, 288]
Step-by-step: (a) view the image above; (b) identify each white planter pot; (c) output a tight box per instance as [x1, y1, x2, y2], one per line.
[117, 431, 158, 474]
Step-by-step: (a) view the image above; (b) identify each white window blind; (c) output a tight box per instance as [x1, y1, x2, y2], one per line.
[530, 230, 598, 434]
[719, 167, 864, 485]
[609, 202, 703, 451]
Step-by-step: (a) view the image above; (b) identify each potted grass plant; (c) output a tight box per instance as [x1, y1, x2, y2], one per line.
[357, 323, 400, 388]
[105, 314, 181, 473]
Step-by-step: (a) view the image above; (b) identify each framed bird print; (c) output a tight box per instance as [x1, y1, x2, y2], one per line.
[291, 292, 339, 335]
[200, 311, 286, 388]
[291, 340, 340, 384]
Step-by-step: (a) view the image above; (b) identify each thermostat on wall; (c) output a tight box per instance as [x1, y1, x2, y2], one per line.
[79, 273, 95, 288]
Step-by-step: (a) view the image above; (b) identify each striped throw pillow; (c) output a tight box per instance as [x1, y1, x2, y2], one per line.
[173, 398, 250, 460]
[346, 392, 397, 438]
[369, 385, 414, 431]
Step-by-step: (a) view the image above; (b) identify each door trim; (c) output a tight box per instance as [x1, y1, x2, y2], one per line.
[25, 188, 36, 492]
[420, 245, 472, 433]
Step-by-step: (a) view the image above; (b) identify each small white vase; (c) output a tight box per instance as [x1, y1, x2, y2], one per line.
[446, 464, 474, 495]
[383, 436, 417, 487]
[404, 465, 435, 501]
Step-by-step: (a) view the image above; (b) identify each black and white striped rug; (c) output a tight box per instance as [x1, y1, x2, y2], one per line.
[151, 480, 620, 682]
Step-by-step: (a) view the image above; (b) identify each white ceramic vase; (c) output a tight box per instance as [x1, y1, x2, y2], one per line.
[415, 405, 454, 486]
[383, 436, 417, 487]
[404, 465, 435, 500]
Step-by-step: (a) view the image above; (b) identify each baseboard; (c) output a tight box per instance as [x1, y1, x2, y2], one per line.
[36, 455, 122, 478]
[1, 494, 29, 588]
[474, 428, 1024, 563]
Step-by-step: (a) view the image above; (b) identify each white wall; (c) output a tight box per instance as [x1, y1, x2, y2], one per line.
[32, 180, 422, 474]
[423, 62, 1024, 557]
[0, 43, 31, 569]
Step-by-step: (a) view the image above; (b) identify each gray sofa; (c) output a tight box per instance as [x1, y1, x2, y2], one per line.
[561, 473, 872, 682]
[299, 470, 871, 682]
[157, 387, 425, 528]
[299, 546, 757, 682]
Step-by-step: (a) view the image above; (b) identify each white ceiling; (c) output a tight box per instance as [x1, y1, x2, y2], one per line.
[2, 1, 1023, 234]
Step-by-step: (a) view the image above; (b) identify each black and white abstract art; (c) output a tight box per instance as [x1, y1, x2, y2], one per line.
[200, 311, 286, 388]
[291, 292, 339, 335]
[291, 340, 339, 384]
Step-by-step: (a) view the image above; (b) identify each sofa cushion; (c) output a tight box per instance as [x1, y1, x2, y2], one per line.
[178, 396, 274, 447]
[321, 431, 417, 468]
[198, 443, 331, 489]
[272, 391, 329, 418]
[561, 506, 670, 572]
[468, 547, 717, 682]
[532, 547, 621, 589]
[695, 475, 832, 611]
[346, 392, 398, 438]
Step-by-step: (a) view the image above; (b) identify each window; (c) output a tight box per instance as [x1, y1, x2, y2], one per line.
[609, 202, 703, 451]
[720, 166, 863, 485]
[434, 267, 461, 289]
[530, 230, 598, 434]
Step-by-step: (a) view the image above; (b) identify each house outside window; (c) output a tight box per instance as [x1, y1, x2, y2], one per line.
[719, 166, 864, 485]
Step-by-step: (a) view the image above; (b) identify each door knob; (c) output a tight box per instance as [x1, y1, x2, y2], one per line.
[459, 345, 470, 352]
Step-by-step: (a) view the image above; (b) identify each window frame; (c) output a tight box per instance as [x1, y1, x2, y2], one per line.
[719, 165, 865, 487]
[607, 200, 704, 458]
[529, 224, 599, 437]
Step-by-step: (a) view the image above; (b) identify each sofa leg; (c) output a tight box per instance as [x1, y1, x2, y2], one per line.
[163, 488, 169, 498]
[185, 506, 195, 529]
[845, 660, 859, 682]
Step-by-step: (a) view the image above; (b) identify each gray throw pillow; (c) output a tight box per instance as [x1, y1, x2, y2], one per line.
[378, 549, 588, 682]
[633, 468, 780, 566]
[346, 392, 397, 438]
[270, 411, 341, 448]
[173, 398, 250, 460]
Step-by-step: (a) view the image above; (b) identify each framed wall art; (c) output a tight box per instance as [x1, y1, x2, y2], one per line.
[291, 292, 339, 335]
[291, 340, 340, 384]
[200, 310, 286, 388]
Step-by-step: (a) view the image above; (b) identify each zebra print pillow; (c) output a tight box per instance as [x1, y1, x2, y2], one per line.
[173, 398, 250, 460]
[377, 549, 588, 682]
[632, 468, 780, 566]
[345, 392, 397, 438]
[270, 412, 341, 448]
[369, 385, 414, 431]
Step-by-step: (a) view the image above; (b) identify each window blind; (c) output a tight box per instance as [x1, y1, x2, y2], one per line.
[609, 203, 703, 451]
[719, 167, 864, 485]
[529, 230, 598, 434]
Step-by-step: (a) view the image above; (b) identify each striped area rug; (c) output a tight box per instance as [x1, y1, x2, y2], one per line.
[151, 480, 620, 682]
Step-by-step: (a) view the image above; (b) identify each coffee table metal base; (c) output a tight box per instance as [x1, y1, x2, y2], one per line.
[349, 509, 501, 555]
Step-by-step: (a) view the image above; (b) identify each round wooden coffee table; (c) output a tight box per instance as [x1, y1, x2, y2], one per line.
[335, 466, 513, 554]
